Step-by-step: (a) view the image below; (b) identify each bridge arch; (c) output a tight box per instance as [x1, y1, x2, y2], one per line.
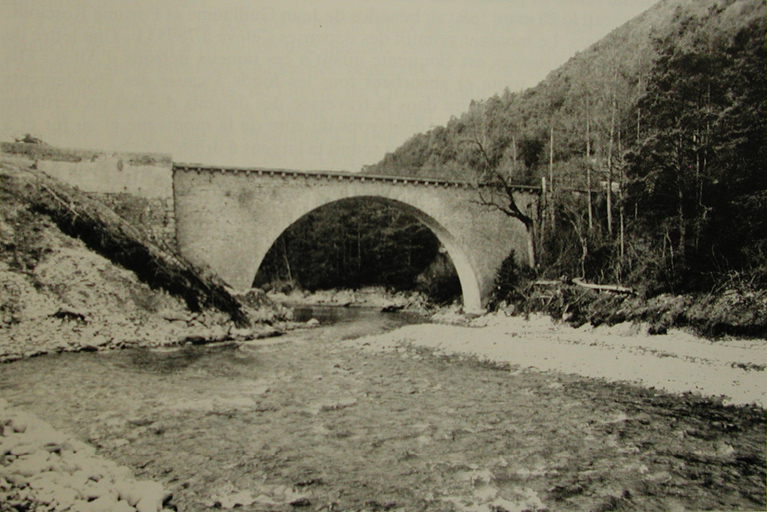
[173, 166, 538, 313]
[255, 196, 482, 312]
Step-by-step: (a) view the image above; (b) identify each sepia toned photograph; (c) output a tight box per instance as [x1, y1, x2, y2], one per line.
[1, 1, 765, 511]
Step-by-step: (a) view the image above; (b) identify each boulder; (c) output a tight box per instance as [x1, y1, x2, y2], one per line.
[0, 434, 25, 455]
[72, 494, 120, 512]
[8, 450, 52, 477]
[158, 310, 192, 322]
[10, 442, 37, 456]
[229, 326, 254, 340]
[119, 480, 166, 508]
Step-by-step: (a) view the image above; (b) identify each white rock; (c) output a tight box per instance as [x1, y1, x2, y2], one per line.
[10, 442, 38, 456]
[215, 489, 258, 509]
[59, 471, 89, 490]
[27, 470, 62, 490]
[89, 335, 111, 348]
[52, 486, 80, 510]
[8, 450, 52, 477]
[66, 439, 96, 456]
[109, 464, 134, 481]
[135, 495, 163, 512]
[67, 452, 104, 480]
[80, 478, 116, 500]
[121, 480, 165, 508]
[113, 500, 138, 512]
[230, 327, 254, 340]
[8, 412, 36, 433]
[72, 494, 120, 512]
[0, 434, 25, 454]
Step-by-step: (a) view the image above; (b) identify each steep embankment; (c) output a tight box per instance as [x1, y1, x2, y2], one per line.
[0, 162, 288, 362]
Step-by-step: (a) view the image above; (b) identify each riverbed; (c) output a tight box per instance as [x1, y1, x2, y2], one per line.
[1, 307, 764, 511]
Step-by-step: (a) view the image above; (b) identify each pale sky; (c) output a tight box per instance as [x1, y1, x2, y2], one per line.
[1, 1, 657, 172]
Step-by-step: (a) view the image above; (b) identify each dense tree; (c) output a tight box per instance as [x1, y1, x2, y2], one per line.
[624, 12, 767, 291]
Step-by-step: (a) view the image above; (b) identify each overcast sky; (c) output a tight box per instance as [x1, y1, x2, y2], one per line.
[1, 1, 656, 172]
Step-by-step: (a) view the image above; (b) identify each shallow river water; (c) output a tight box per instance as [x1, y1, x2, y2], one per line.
[1, 307, 764, 511]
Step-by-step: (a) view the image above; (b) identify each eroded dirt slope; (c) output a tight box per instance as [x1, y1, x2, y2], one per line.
[0, 163, 284, 362]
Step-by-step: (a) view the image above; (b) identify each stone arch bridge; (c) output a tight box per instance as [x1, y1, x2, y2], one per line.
[173, 165, 539, 313]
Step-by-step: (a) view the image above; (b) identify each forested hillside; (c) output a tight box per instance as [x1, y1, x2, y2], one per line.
[365, 0, 766, 296]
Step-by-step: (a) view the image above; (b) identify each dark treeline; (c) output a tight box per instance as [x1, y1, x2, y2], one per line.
[365, 0, 766, 297]
[255, 199, 461, 302]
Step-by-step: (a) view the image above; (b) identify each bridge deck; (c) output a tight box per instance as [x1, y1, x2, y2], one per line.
[173, 163, 540, 192]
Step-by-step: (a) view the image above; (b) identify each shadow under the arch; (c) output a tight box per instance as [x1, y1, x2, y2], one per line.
[252, 196, 475, 310]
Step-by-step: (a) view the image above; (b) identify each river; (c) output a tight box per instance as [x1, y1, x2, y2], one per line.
[0, 306, 764, 511]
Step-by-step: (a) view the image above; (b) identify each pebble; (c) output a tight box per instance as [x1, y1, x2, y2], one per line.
[0, 400, 173, 512]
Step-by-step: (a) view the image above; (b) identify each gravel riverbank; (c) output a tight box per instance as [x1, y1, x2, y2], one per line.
[352, 312, 767, 408]
[0, 399, 173, 512]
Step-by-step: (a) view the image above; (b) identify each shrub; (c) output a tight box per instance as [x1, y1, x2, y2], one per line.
[493, 251, 535, 306]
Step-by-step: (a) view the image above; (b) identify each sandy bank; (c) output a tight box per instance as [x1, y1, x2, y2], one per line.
[347, 312, 767, 408]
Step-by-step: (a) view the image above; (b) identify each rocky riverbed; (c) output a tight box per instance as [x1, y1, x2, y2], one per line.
[1, 310, 764, 511]
[0, 238, 291, 364]
[0, 399, 173, 512]
[370, 311, 767, 408]
[267, 287, 439, 314]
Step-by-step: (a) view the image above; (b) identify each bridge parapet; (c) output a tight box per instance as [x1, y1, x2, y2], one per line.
[173, 163, 540, 192]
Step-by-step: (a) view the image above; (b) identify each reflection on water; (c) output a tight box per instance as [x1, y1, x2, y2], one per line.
[114, 343, 250, 375]
[289, 304, 427, 340]
[291, 304, 424, 325]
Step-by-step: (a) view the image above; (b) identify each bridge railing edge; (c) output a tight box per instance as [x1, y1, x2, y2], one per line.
[172, 163, 542, 192]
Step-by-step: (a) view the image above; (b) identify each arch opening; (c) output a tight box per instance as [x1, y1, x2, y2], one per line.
[251, 196, 483, 312]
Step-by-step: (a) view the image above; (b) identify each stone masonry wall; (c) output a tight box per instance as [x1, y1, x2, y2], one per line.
[1, 142, 176, 249]
[0, 142, 173, 198]
[89, 193, 176, 250]
[174, 167, 539, 312]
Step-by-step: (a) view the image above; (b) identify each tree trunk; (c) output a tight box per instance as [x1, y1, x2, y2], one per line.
[607, 95, 616, 236]
[539, 176, 547, 261]
[585, 98, 593, 231]
[280, 237, 293, 283]
[549, 125, 555, 231]
[677, 185, 686, 266]
[526, 222, 537, 269]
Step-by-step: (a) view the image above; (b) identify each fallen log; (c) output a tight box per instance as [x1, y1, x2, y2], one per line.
[572, 277, 635, 295]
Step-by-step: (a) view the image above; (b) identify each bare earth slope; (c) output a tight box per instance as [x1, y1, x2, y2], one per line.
[0, 162, 286, 362]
